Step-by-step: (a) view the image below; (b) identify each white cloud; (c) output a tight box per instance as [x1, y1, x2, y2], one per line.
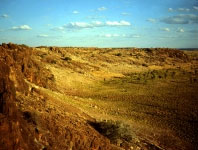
[65, 21, 104, 29]
[72, 10, 79, 14]
[160, 28, 170, 32]
[101, 34, 121, 38]
[119, 20, 131, 26]
[177, 28, 184, 33]
[104, 34, 114, 38]
[130, 35, 140, 38]
[97, 7, 107, 11]
[37, 34, 49, 38]
[146, 18, 156, 23]
[92, 21, 104, 27]
[124, 34, 140, 38]
[52, 26, 65, 31]
[101, 34, 140, 38]
[178, 8, 190, 12]
[168, 7, 192, 12]
[161, 14, 198, 24]
[66, 22, 93, 29]
[193, 6, 198, 10]
[11, 25, 32, 30]
[168, 8, 174, 12]
[62, 20, 131, 29]
[121, 12, 130, 16]
[0, 14, 9, 18]
[106, 20, 131, 26]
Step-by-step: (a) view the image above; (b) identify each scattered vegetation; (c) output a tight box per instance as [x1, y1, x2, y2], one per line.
[2, 43, 197, 150]
[103, 69, 194, 86]
[62, 56, 72, 61]
[115, 53, 122, 56]
[89, 120, 133, 144]
[142, 63, 148, 67]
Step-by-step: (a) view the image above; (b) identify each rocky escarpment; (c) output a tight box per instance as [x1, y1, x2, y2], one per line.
[0, 58, 38, 150]
[0, 43, 56, 149]
[0, 43, 121, 150]
[0, 43, 56, 91]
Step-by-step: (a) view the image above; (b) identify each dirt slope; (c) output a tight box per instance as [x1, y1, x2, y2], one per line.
[0, 43, 121, 150]
[0, 43, 198, 150]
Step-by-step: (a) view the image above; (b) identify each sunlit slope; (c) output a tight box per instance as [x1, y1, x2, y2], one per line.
[33, 46, 198, 150]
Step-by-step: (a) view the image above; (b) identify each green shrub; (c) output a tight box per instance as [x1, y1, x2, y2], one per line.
[115, 53, 122, 56]
[142, 63, 148, 67]
[89, 120, 133, 143]
[62, 56, 72, 61]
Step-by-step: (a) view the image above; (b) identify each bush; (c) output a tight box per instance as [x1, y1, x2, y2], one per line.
[142, 63, 148, 67]
[144, 48, 153, 53]
[89, 120, 133, 143]
[115, 53, 122, 56]
[62, 56, 72, 61]
[20, 44, 29, 48]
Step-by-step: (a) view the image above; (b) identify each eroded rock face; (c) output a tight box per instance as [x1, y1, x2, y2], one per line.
[0, 43, 121, 150]
[0, 62, 32, 150]
[0, 45, 39, 150]
[0, 61, 16, 115]
[0, 43, 55, 150]
[0, 43, 56, 92]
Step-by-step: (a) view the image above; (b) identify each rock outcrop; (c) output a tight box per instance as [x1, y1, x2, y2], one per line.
[0, 60, 38, 150]
[0, 43, 121, 149]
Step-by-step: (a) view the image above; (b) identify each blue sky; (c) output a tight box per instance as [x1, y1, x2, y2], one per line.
[0, 0, 198, 48]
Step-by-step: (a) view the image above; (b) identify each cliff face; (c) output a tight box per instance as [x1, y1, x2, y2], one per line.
[0, 57, 36, 150]
[0, 44, 45, 149]
[0, 43, 56, 92]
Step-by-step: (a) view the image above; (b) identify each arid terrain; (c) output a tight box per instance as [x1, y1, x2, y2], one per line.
[0, 43, 198, 150]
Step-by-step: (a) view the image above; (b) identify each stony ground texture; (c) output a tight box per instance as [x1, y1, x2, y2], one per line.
[0, 43, 198, 150]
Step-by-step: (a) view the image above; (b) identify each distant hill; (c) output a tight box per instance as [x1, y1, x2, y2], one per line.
[178, 48, 198, 51]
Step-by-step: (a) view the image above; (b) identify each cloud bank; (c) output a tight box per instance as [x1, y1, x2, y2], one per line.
[168, 7, 198, 12]
[161, 14, 198, 24]
[11, 25, 32, 30]
[52, 20, 131, 30]
[100, 34, 140, 38]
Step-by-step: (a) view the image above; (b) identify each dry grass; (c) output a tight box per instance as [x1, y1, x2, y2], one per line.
[32, 47, 198, 150]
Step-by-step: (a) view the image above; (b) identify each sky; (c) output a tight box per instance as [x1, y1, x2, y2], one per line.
[0, 0, 198, 48]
